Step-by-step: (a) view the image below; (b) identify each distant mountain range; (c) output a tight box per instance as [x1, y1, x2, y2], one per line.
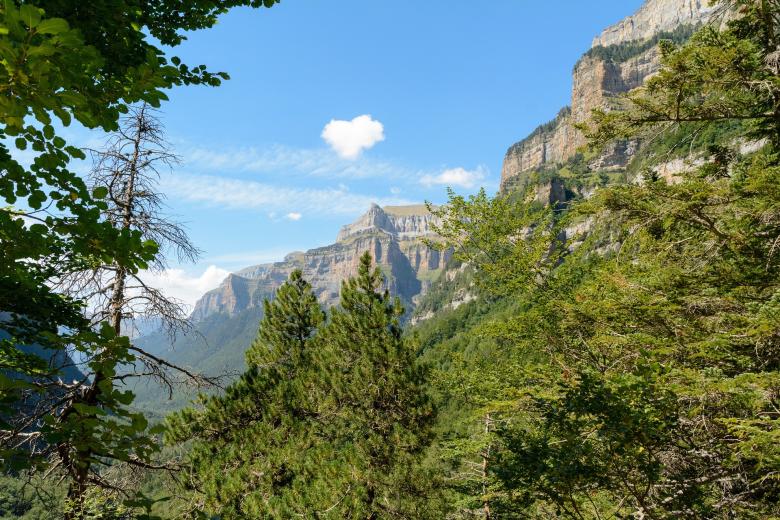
[191, 203, 450, 321]
[131, 204, 451, 416]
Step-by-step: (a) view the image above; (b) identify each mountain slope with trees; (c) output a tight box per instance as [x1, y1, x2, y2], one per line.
[409, 1, 780, 516]
[4, 0, 780, 518]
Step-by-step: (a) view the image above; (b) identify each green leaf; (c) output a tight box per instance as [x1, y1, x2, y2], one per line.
[14, 137, 26, 150]
[92, 186, 109, 199]
[29, 224, 47, 235]
[28, 190, 46, 209]
[19, 4, 41, 28]
[36, 18, 68, 35]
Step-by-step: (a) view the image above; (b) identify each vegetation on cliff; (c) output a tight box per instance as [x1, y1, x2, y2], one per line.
[576, 23, 698, 70]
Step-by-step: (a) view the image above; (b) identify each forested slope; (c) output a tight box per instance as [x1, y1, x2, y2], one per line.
[406, 4, 780, 515]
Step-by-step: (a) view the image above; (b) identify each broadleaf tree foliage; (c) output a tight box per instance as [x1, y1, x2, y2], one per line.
[0, 0, 280, 516]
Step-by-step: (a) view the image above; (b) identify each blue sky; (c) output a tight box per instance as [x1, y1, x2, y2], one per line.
[80, 0, 645, 306]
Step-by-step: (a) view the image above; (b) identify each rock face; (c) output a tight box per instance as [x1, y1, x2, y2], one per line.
[592, 0, 716, 48]
[500, 0, 715, 190]
[191, 205, 450, 321]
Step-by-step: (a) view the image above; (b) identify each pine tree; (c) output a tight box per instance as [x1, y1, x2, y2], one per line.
[166, 257, 437, 518]
[318, 252, 435, 518]
[165, 270, 327, 518]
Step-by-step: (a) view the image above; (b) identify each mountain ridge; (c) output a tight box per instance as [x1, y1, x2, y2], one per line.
[500, 0, 717, 191]
[191, 203, 449, 321]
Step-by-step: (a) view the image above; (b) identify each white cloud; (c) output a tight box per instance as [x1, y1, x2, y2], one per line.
[286, 212, 302, 221]
[142, 265, 230, 309]
[420, 166, 488, 189]
[161, 173, 415, 216]
[321, 115, 385, 160]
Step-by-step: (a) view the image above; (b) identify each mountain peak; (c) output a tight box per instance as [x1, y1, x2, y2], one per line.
[336, 204, 437, 243]
[191, 203, 448, 321]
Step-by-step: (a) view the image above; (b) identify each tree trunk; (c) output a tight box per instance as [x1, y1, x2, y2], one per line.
[64, 108, 144, 519]
[482, 413, 491, 520]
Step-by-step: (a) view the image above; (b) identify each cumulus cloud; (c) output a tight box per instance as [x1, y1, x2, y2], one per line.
[321, 115, 385, 160]
[420, 166, 488, 189]
[161, 173, 415, 216]
[286, 212, 302, 221]
[142, 265, 230, 309]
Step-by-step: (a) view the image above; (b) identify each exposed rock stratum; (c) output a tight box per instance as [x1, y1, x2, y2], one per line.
[191, 204, 449, 320]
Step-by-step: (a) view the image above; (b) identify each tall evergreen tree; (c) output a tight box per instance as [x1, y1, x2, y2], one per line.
[166, 256, 437, 518]
[318, 252, 435, 518]
[166, 270, 326, 518]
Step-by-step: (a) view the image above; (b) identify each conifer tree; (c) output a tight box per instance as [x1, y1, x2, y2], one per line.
[318, 252, 435, 518]
[165, 270, 326, 518]
[166, 256, 437, 518]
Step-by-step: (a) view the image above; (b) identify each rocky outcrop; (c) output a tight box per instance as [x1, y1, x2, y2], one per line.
[500, 108, 576, 190]
[337, 204, 438, 242]
[593, 0, 716, 48]
[500, 0, 715, 190]
[191, 205, 451, 321]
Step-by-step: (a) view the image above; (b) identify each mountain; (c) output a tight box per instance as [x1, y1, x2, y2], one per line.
[500, 0, 717, 192]
[135, 0, 713, 417]
[592, 0, 716, 47]
[413, 0, 727, 329]
[191, 203, 449, 321]
[131, 204, 449, 415]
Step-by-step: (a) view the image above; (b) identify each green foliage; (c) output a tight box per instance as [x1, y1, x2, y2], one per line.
[318, 253, 437, 517]
[576, 23, 698, 69]
[0, 474, 64, 519]
[165, 271, 325, 517]
[0, 0, 281, 515]
[426, 3, 780, 516]
[428, 188, 561, 298]
[167, 258, 436, 518]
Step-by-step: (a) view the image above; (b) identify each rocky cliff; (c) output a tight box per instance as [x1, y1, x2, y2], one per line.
[500, 0, 716, 190]
[592, 0, 716, 48]
[191, 204, 450, 321]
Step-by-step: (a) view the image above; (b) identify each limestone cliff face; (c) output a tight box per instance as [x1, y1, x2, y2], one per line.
[500, 108, 576, 189]
[500, 0, 714, 190]
[337, 204, 439, 242]
[189, 265, 297, 322]
[191, 204, 451, 321]
[592, 0, 716, 48]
